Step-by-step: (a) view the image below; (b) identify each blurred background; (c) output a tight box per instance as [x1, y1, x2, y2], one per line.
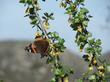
[0, 0, 110, 82]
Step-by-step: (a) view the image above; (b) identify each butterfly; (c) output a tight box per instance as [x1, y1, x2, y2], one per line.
[25, 36, 49, 57]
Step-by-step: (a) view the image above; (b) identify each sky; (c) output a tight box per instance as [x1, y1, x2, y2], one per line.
[0, 0, 110, 54]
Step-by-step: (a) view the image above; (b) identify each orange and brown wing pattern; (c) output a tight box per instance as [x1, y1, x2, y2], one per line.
[34, 39, 49, 56]
[25, 38, 49, 57]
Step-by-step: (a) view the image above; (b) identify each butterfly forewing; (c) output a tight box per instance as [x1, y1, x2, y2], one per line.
[34, 39, 49, 56]
[25, 38, 49, 57]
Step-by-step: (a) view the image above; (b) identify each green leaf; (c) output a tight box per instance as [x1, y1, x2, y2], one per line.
[58, 38, 65, 44]
[87, 32, 92, 37]
[106, 64, 110, 72]
[29, 7, 34, 14]
[55, 68, 65, 77]
[74, 18, 80, 23]
[60, 2, 67, 8]
[88, 15, 93, 18]
[43, 12, 54, 21]
[29, 15, 35, 20]
[46, 56, 53, 64]
[60, 46, 66, 52]
[66, 7, 72, 14]
[77, 0, 85, 3]
[88, 38, 95, 45]
[50, 13, 54, 16]
[61, 65, 74, 76]
[88, 75, 96, 80]
[30, 18, 37, 25]
[82, 20, 88, 27]
[42, 16, 47, 20]
[19, 0, 25, 3]
[95, 47, 102, 56]
[76, 79, 83, 82]
[85, 47, 94, 53]
[78, 14, 84, 20]
[80, 8, 89, 14]
[50, 78, 56, 82]
[49, 16, 54, 20]
[26, 0, 32, 5]
[79, 35, 87, 42]
[95, 39, 101, 45]
[42, 0, 46, 2]
[44, 12, 49, 17]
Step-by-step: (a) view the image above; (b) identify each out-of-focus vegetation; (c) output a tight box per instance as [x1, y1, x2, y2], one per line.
[18, 0, 110, 81]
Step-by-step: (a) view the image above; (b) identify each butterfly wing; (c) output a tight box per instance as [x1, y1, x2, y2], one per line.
[25, 38, 49, 57]
[34, 39, 49, 57]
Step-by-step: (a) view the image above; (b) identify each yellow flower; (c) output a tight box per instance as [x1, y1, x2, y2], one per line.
[80, 48, 83, 52]
[35, 31, 42, 36]
[99, 71, 104, 76]
[56, 52, 61, 55]
[93, 59, 97, 65]
[60, 2, 67, 8]
[98, 66, 104, 70]
[52, 52, 56, 56]
[87, 54, 92, 61]
[98, 65, 105, 76]
[50, 51, 54, 55]
[77, 26, 82, 32]
[63, 76, 69, 82]
[43, 21, 49, 29]
[89, 66, 93, 71]
[74, 7, 77, 11]
[51, 51, 61, 56]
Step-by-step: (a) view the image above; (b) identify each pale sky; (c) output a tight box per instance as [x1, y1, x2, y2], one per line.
[0, 0, 110, 54]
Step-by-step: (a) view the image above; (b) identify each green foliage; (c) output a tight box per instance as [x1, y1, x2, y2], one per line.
[106, 64, 110, 72]
[50, 78, 56, 82]
[42, 12, 54, 20]
[60, 0, 109, 82]
[76, 79, 83, 82]
[20, 0, 73, 82]
[20, 0, 110, 82]
[19, 0, 25, 3]
[19, 0, 32, 5]
[48, 32, 66, 52]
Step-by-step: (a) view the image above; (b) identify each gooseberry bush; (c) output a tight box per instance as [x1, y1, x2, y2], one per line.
[19, 0, 110, 82]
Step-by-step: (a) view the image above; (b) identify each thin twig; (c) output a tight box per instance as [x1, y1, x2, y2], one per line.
[36, 13, 49, 39]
